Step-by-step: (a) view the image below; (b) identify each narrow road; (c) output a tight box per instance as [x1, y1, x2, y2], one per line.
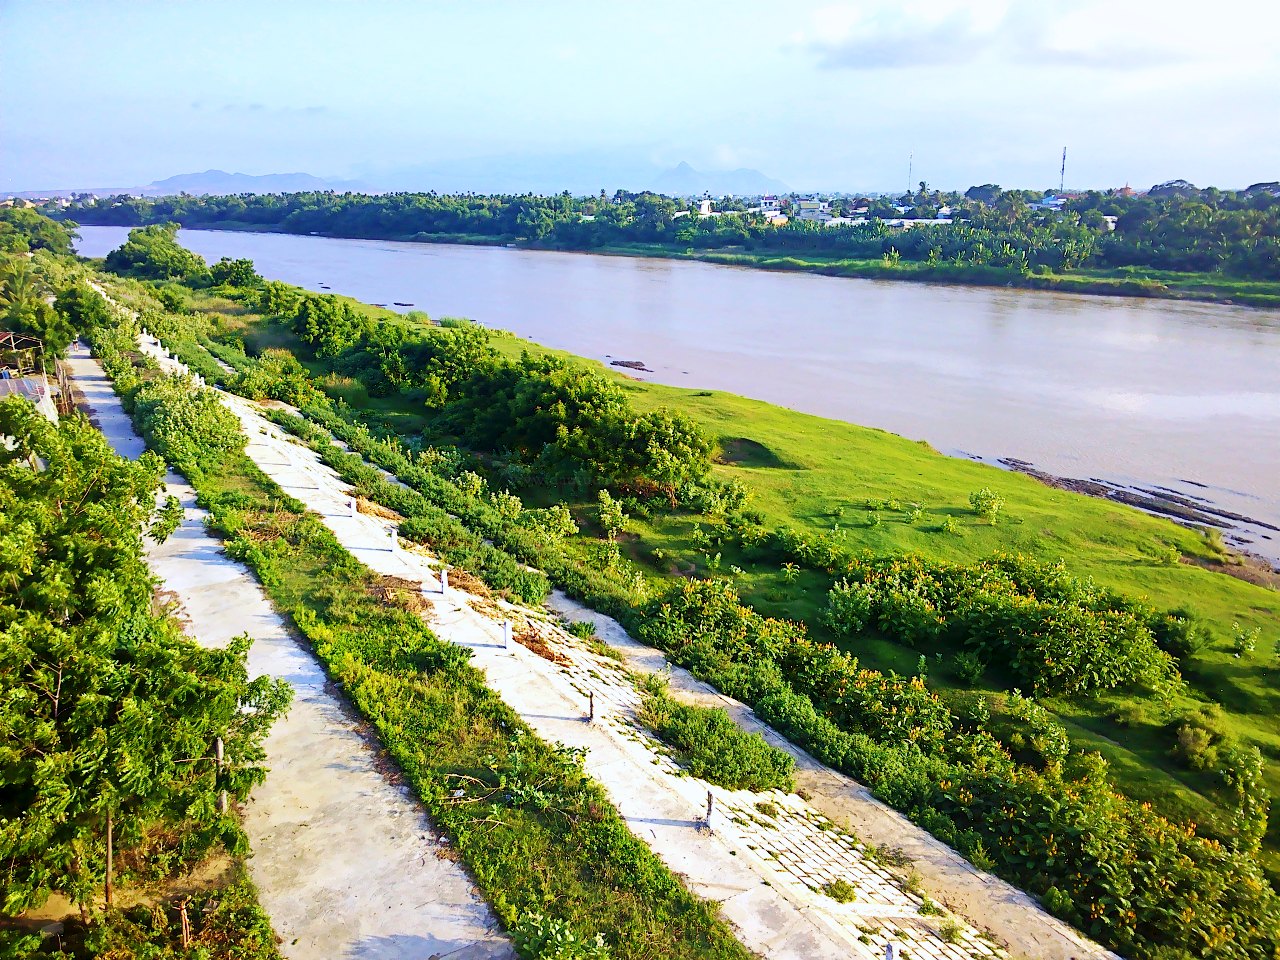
[65, 341, 512, 960]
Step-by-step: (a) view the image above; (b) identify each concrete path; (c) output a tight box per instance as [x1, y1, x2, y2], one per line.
[65, 341, 512, 960]
[206, 382, 1020, 960]
[128, 328, 1117, 960]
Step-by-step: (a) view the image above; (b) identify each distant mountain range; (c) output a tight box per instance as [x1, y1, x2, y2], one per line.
[650, 161, 789, 197]
[9, 158, 789, 199]
[145, 169, 365, 195]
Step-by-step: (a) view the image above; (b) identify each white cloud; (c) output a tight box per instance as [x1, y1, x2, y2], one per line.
[802, 0, 1280, 71]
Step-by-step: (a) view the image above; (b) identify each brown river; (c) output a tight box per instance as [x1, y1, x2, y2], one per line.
[75, 226, 1280, 566]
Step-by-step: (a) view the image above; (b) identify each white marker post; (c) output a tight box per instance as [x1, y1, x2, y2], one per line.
[350, 497, 359, 518]
[503, 620, 513, 652]
[440, 567, 449, 594]
[390, 528, 399, 553]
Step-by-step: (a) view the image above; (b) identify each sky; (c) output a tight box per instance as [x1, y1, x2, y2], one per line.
[2, 0, 1278, 194]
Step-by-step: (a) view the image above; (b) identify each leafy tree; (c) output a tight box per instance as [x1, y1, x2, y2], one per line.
[0, 207, 77, 256]
[103, 223, 210, 283]
[596, 489, 627, 541]
[210, 256, 261, 287]
[0, 398, 290, 913]
[53, 281, 113, 335]
[0, 259, 76, 356]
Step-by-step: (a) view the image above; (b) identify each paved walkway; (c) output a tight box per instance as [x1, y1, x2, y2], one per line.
[65, 340, 511, 960]
[208, 383, 1024, 960]
[128, 326, 1120, 960]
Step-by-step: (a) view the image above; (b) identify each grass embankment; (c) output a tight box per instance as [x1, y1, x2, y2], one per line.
[90, 315, 752, 960]
[178, 284, 1280, 879]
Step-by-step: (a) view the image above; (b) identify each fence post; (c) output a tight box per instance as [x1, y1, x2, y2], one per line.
[215, 737, 227, 814]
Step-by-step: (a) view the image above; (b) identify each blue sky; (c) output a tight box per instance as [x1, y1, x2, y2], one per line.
[2, 0, 1277, 193]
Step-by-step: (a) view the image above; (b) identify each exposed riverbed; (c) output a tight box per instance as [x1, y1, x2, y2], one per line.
[75, 225, 1280, 566]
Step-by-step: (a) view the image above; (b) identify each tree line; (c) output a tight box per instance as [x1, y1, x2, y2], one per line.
[58, 180, 1280, 280]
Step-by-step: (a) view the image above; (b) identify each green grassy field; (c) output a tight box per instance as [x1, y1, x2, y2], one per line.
[190, 286, 1280, 876]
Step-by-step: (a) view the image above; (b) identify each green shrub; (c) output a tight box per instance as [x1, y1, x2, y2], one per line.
[637, 690, 795, 792]
[132, 374, 246, 477]
[820, 879, 857, 903]
[952, 652, 984, 685]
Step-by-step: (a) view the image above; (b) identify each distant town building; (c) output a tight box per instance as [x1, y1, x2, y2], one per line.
[793, 198, 832, 222]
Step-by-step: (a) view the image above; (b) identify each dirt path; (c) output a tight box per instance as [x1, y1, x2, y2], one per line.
[64, 341, 512, 960]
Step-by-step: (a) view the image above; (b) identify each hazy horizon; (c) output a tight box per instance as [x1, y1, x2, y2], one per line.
[2, 0, 1278, 195]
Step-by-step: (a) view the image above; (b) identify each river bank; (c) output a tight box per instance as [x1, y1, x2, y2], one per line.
[72, 225, 1280, 571]
[71, 218, 1280, 308]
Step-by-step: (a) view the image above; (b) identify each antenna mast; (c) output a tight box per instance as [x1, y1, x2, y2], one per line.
[1060, 147, 1067, 194]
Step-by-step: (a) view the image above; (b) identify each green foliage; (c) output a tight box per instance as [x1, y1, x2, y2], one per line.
[290, 293, 372, 358]
[952, 651, 984, 685]
[634, 577, 1280, 960]
[210, 256, 261, 287]
[820, 879, 857, 903]
[0, 398, 289, 914]
[53, 282, 113, 336]
[233, 348, 319, 406]
[597, 489, 628, 541]
[104, 224, 210, 283]
[637, 687, 795, 792]
[94, 355, 749, 960]
[1, 259, 76, 356]
[968, 487, 1004, 523]
[0, 207, 76, 256]
[512, 912, 612, 959]
[132, 375, 247, 478]
[825, 554, 1181, 697]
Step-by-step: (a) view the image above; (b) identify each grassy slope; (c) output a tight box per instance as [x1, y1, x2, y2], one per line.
[195, 288, 1280, 875]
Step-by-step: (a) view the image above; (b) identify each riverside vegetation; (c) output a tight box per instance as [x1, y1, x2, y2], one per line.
[78, 257, 758, 958]
[0, 325, 290, 960]
[69, 221, 1280, 958]
[57, 179, 1280, 306]
[1, 210, 290, 959]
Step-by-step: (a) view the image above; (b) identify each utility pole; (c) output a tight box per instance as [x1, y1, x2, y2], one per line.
[1060, 147, 1067, 194]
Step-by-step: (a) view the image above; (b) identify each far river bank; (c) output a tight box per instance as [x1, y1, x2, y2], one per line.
[71, 218, 1280, 309]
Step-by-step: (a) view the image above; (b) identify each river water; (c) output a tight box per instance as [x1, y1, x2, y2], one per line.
[75, 225, 1280, 565]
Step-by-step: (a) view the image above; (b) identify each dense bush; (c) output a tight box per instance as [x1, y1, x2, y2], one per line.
[825, 554, 1182, 696]
[133, 374, 247, 478]
[104, 223, 210, 283]
[637, 686, 795, 792]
